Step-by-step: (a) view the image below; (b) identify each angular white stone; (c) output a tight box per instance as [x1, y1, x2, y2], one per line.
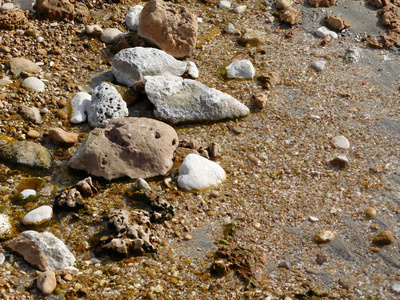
[224, 23, 239, 34]
[22, 205, 53, 225]
[21, 77, 45, 92]
[219, 0, 231, 8]
[21, 189, 37, 199]
[226, 59, 255, 79]
[144, 75, 250, 124]
[234, 5, 246, 13]
[87, 82, 128, 127]
[0, 77, 12, 86]
[0, 214, 12, 239]
[101, 28, 123, 44]
[332, 135, 350, 150]
[125, 5, 143, 31]
[112, 47, 195, 87]
[178, 154, 226, 191]
[315, 26, 338, 39]
[186, 61, 199, 79]
[311, 60, 326, 72]
[70, 92, 91, 124]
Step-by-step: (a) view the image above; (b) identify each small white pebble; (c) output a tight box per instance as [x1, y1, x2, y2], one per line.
[234, 5, 246, 13]
[219, 0, 231, 8]
[309, 216, 319, 222]
[37, 36, 44, 43]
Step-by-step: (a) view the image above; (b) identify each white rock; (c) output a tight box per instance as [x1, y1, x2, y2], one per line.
[391, 282, 400, 294]
[21, 205, 53, 225]
[12, 0, 34, 12]
[21, 77, 45, 92]
[8, 230, 76, 271]
[64, 266, 79, 274]
[21, 189, 37, 199]
[125, 5, 143, 31]
[178, 154, 226, 191]
[0, 252, 5, 265]
[112, 47, 196, 87]
[37, 36, 44, 43]
[144, 75, 250, 124]
[226, 59, 255, 79]
[224, 23, 239, 34]
[315, 26, 338, 39]
[70, 92, 91, 124]
[85, 24, 103, 35]
[0, 213, 12, 239]
[332, 135, 350, 150]
[135, 178, 150, 190]
[309, 216, 319, 222]
[311, 60, 326, 72]
[234, 5, 246, 13]
[219, 0, 231, 8]
[276, 0, 293, 9]
[0, 3, 14, 10]
[87, 82, 128, 127]
[100, 28, 123, 44]
[186, 61, 199, 79]
[0, 77, 12, 86]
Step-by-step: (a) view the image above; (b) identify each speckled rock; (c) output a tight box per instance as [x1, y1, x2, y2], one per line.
[125, 5, 143, 31]
[112, 47, 197, 87]
[36, 0, 74, 20]
[144, 75, 250, 124]
[18, 105, 43, 124]
[10, 57, 41, 77]
[21, 77, 45, 92]
[48, 128, 78, 147]
[138, 0, 198, 58]
[37, 271, 56, 295]
[68, 117, 179, 180]
[0, 8, 29, 30]
[87, 82, 128, 128]
[0, 213, 12, 239]
[226, 60, 255, 79]
[280, 7, 301, 25]
[8, 230, 76, 271]
[21, 205, 53, 225]
[178, 154, 226, 191]
[0, 141, 52, 169]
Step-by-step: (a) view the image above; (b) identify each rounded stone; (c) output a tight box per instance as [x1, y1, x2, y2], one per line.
[372, 230, 394, 245]
[21, 77, 45, 92]
[314, 230, 336, 243]
[21, 205, 53, 225]
[37, 270, 57, 295]
[331, 135, 350, 150]
[364, 207, 376, 219]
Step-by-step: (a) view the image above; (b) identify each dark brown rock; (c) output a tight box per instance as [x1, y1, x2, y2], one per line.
[36, 0, 74, 21]
[138, 0, 198, 58]
[68, 117, 179, 180]
[48, 128, 78, 148]
[373, 230, 394, 245]
[308, 0, 338, 7]
[0, 9, 29, 30]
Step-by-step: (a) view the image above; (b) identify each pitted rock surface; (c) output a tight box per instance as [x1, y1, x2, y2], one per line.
[0, 8, 29, 30]
[36, 0, 74, 21]
[87, 82, 128, 128]
[138, 0, 198, 58]
[68, 117, 179, 180]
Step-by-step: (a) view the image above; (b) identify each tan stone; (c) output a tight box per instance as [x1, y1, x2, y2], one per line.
[10, 58, 42, 77]
[314, 230, 336, 243]
[37, 271, 56, 295]
[308, 0, 338, 7]
[364, 207, 377, 219]
[0, 8, 29, 30]
[238, 29, 266, 47]
[253, 93, 268, 109]
[138, 0, 198, 58]
[325, 14, 351, 31]
[280, 7, 301, 25]
[48, 128, 78, 148]
[36, 0, 74, 21]
[27, 130, 40, 138]
[372, 230, 394, 245]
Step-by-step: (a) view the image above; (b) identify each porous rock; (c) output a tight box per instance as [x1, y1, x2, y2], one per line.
[178, 153, 226, 191]
[0, 141, 52, 169]
[0, 8, 29, 30]
[68, 117, 179, 180]
[280, 7, 301, 25]
[308, 0, 338, 7]
[112, 47, 196, 87]
[75, 177, 98, 197]
[8, 230, 76, 271]
[138, 0, 198, 58]
[54, 188, 85, 211]
[36, 0, 74, 21]
[87, 82, 128, 128]
[144, 75, 250, 124]
[48, 128, 78, 147]
[37, 271, 57, 295]
[257, 72, 282, 90]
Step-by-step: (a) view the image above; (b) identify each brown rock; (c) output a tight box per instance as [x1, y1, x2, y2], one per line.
[368, 39, 384, 49]
[308, 0, 338, 7]
[280, 7, 301, 25]
[174, 147, 200, 166]
[36, 0, 75, 21]
[257, 72, 282, 90]
[74, 2, 90, 24]
[27, 130, 40, 138]
[56, 109, 68, 119]
[55, 188, 85, 210]
[48, 128, 78, 147]
[238, 29, 266, 47]
[37, 271, 56, 295]
[207, 142, 221, 158]
[369, 0, 384, 8]
[68, 117, 179, 180]
[75, 177, 98, 197]
[10, 58, 42, 77]
[0, 9, 29, 30]
[253, 93, 268, 109]
[372, 230, 394, 245]
[314, 230, 336, 243]
[18, 105, 43, 124]
[364, 207, 377, 219]
[138, 0, 198, 58]
[57, 98, 67, 108]
[324, 14, 351, 31]
[0, 45, 10, 53]
[329, 154, 349, 168]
